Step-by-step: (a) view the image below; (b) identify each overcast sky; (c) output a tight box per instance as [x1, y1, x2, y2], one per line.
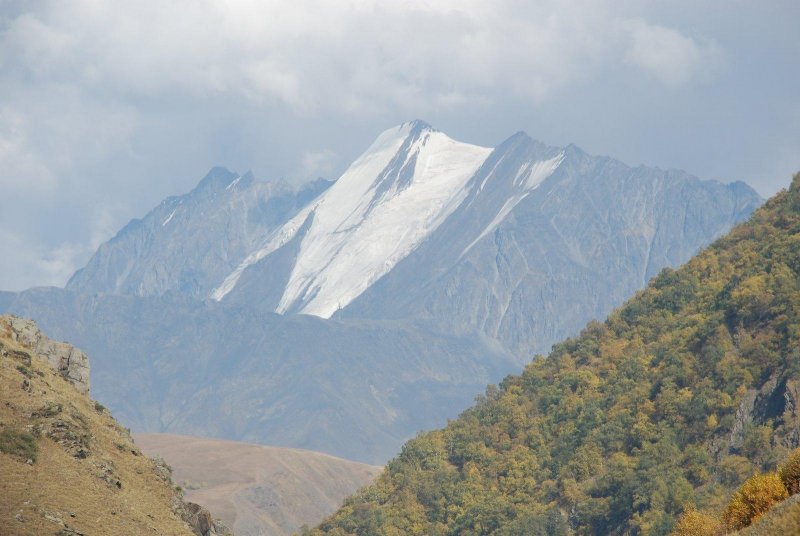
[0, 0, 798, 291]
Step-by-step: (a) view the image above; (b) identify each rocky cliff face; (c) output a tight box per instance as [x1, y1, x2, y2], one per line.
[2, 314, 90, 395]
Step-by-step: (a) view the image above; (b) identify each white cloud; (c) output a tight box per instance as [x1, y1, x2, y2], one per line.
[624, 19, 724, 86]
[4, 0, 790, 292]
[0, 2, 726, 122]
[0, 229, 88, 289]
[0, 108, 58, 194]
[298, 149, 337, 181]
[0, 1, 629, 113]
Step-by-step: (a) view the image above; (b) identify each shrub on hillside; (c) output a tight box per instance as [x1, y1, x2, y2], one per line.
[779, 448, 800, 495]
[723, 472, 788, 530]
[670, 507, 722, 536]
[0, 428, 38, 462]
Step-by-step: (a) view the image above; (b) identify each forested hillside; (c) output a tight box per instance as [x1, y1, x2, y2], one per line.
[308, 173, 800, 536]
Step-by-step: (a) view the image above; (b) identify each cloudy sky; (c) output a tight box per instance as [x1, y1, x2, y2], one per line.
[0, 0, 798, 291]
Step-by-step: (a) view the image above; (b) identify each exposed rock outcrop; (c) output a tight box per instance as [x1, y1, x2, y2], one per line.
[727, 375, 800, 456]
[180, 502, 233, 536]
[1, 314, 90, 394]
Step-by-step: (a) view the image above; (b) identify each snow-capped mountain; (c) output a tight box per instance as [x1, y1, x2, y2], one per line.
[213, 120, 495, 316]
[338, 132, 763, 359]
[9, 120, 763, 462]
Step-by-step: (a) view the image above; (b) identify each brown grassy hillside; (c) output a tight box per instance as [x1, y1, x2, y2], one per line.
[136, 433, 381, 536]
[0, 316, 199, 536]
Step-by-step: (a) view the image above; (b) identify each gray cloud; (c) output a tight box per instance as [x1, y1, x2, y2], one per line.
[0, 0, 798, 290]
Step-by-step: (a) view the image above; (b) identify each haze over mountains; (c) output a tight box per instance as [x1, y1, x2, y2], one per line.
[0, 121, 762, 463]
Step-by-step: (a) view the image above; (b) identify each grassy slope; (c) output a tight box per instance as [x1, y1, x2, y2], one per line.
[136, 433, 381, 536]
[737, 493, 800, 535]
[738, 492, 800, 535]
[309, 174, 800, 536]
[0, 319, 194, 536]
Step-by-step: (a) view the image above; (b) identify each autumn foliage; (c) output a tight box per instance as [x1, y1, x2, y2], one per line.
[671, 508, 722, 536]
[723, 473, 788, 530]
[779, 448, 800, 495]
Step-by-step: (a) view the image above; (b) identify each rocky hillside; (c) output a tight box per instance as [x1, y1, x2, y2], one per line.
[0, 315, 229, 536]
[308, 173, 800, 535]
[136, 433, 381, 536]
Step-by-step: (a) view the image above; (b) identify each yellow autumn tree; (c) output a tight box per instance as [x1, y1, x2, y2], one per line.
[723, 472, 788, 530]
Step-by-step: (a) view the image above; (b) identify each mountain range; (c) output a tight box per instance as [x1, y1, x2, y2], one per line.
[307, 174, 800, 535]
[0, 121, 762, 463]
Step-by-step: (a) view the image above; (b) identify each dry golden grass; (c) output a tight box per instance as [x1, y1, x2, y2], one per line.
[0, 323, 194, 536]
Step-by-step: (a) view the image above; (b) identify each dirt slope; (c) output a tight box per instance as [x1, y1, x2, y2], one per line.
[136, 433, 381, 536]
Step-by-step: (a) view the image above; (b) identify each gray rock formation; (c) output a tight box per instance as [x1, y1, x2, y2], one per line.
[1, 314, 90, 395]
[179, 502, 233, 536]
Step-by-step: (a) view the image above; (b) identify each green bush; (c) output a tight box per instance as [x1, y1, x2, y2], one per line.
[0, 428, 38, 462]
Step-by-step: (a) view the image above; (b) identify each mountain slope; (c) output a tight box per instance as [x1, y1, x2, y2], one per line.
[136, 433, 381, 536]
[307, 173, 800, 536]
[0, 316, 222, 536]
[213, 120, 493, 316]
[67, 167, 331, 299]
[0, 289, 516, 463]
[338, 135, 761, 361]
[217, 122, 760, 360]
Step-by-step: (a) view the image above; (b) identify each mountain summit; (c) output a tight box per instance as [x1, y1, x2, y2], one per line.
[69, 121, 761, 337]
[3, 122, 764, 462]
[212, 120, 495, 316]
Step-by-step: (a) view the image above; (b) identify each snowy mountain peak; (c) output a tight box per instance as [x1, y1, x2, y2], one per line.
[402, 118, 434, 131]
[211, 121, 493, 315]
